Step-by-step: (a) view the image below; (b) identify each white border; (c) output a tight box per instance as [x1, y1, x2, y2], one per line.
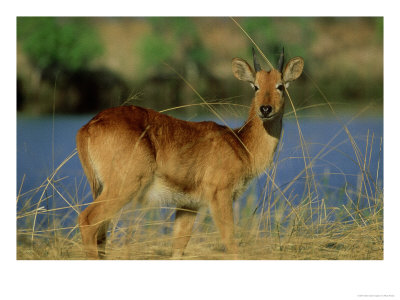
[4, 1, 399, 299]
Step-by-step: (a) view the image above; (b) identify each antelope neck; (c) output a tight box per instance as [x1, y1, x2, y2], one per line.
[237, 103, 283, 174]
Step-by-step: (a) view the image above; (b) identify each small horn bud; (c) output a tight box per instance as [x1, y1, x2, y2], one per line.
[252, 47, 261, 72]
[278, 47, 285, 73]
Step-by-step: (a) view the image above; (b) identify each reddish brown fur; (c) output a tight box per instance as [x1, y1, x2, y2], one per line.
[77, 54, 304, 259]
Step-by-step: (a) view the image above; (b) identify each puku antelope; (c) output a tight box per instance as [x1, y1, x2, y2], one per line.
[77, 48, 304, 259]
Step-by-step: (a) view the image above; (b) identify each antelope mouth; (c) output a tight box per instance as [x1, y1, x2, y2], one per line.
[259, 113, 278, 121]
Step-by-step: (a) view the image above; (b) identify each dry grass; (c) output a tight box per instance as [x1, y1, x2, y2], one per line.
[16, 207, 383, 260]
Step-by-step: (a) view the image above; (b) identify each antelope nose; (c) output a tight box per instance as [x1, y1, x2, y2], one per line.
[260, 105, 273, 118]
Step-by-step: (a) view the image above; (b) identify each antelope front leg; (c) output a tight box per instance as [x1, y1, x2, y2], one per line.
[172, 207, 198, 259]
[209, 193, 238, 259]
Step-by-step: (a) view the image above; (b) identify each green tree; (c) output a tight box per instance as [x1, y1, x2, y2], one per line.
[136, 17, 209, 73]
[17, 17, 103, 74]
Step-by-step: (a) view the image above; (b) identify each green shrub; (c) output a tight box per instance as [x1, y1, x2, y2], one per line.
[136, 18, 210, 73]
[17, 17, 103, 73]
[137, 33, 175, 71]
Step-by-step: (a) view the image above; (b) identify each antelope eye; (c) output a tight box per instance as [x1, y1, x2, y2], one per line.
[254, 85, 259, 92]
[276, 84, 284, 92]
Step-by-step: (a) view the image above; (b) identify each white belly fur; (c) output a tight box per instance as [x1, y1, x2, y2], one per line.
[143, 176, 202, 209]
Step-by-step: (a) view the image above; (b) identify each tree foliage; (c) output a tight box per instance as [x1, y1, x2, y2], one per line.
[17, 17, 103, 74]
[136, 17, 209, 73]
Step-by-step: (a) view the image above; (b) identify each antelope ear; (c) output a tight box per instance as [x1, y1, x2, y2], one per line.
[232, 58, 255, 83]
[283, 57, 304, 82]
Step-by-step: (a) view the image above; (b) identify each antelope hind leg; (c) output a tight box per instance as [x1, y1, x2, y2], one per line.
[172, 207, 198, 259]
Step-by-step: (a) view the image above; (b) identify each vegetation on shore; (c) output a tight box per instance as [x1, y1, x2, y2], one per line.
[17, 17, 383, 115]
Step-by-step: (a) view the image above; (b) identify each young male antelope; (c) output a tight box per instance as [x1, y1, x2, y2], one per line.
[77, 48, 304, 259]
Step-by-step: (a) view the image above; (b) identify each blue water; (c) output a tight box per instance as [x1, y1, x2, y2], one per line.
[17, 112, 383, 231]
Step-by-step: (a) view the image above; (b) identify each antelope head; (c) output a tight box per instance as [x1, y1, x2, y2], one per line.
[232, 47, 304, 121]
